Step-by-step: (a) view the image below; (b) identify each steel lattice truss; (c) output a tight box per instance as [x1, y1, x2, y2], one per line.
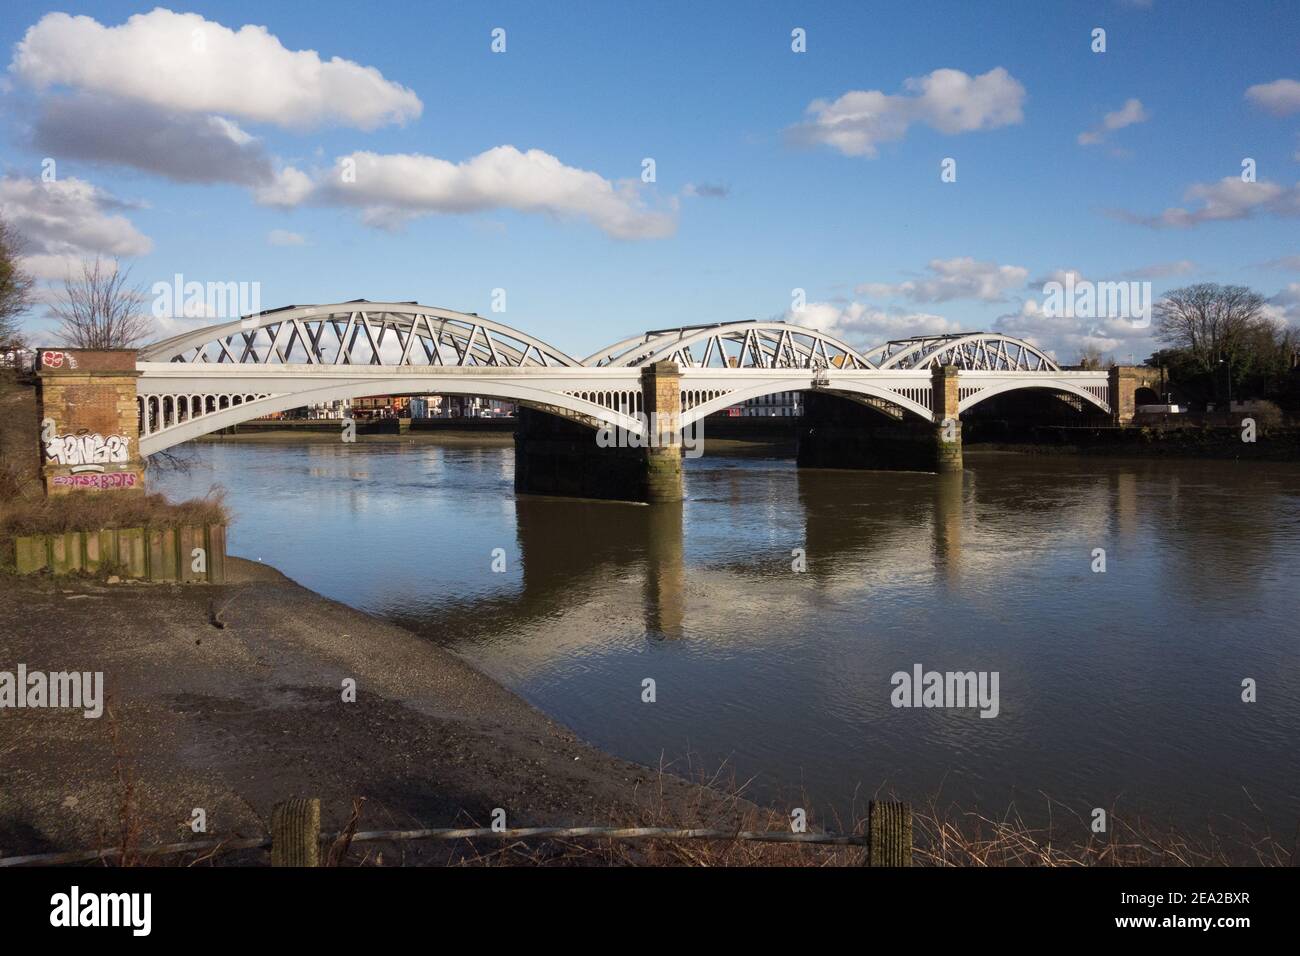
[864, 333, 1060, 371]
[141, 302, 582, 368]
[583, 321, 875, 370]
[144, 303, 1060, 374]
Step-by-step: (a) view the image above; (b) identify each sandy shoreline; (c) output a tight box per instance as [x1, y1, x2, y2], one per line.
[0, 557, 740, 865]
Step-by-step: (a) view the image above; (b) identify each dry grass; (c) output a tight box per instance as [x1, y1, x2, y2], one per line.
[913, 792, 1295, 867]
[101, 700, 143, 868]
[15, 757, 1294, 867]
[0, 371, 42, 500]
[447, 759, 867, 867]
[0, 488, 228, 539]
[440, 763, 1295, 868]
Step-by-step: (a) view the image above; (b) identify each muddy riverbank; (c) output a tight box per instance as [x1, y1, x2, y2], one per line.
[0, 557, 750, 865]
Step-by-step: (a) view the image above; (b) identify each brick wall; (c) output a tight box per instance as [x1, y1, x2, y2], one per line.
[35, 349, 145, 495]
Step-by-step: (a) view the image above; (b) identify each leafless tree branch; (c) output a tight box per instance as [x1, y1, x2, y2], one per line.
[0, 216, 36, 346]
[52, 256, 151, 350]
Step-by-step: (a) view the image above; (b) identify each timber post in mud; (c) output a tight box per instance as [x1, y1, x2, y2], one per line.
[35, 349, 146, 496]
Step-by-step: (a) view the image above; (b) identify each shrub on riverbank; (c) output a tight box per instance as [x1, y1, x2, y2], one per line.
[0, 488, 228, 540]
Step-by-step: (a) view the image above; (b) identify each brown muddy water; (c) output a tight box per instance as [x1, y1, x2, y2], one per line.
[157, 440, 1300, 835]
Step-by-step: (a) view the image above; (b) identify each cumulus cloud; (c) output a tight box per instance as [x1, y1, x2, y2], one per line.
[1029, 267, 1088, 289]
[1267, 283, 1300, 325]
[1077, 97, 1149, 146]
[9, 9, 421, 130]
[1112, 177, 1300, 228]
[1245, 78, 1300, 116]
[790, 301, 961, 348]
[786, 67, 1026, 157]
[856, 257, 1029, 303]
[262, 147, 677, 240]
[254, 166, 315, 207]
[994, 297, 1155, 364]
[29, 94, 274, 185]
[993, 266, 1173, 362]
[0, 175, 151, 279]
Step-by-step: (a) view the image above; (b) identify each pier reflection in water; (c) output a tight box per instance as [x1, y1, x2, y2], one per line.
[157, 441, 1300, 831]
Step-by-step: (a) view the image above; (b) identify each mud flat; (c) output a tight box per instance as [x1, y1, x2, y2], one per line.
[0, 557, 738, 865]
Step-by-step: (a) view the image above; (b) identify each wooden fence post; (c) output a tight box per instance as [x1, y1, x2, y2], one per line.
[865, 801, 912, 866]
[271, 798, 321, 867]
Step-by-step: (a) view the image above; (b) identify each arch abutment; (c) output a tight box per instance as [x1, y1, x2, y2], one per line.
[514, 361, 683, 503]
[796, 365, 961, 474]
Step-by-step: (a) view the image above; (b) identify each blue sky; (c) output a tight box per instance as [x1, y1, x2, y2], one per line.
[1, 0, 1298, 362]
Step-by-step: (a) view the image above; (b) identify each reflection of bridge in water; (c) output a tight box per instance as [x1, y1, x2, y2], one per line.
[384, 457, 1247, 647]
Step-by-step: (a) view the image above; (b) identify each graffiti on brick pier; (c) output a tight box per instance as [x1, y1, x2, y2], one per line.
[41, 419, 131, 473]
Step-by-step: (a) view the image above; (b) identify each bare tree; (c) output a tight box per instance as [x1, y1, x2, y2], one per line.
[1153, 283, 1267, 374]
[0, 216, 35, 346]
[1076, 344, 1113, 369]
[52, 256, 151, 350]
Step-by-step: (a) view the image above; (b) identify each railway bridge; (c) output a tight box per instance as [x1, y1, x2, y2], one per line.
[34, 300, 1154, 502]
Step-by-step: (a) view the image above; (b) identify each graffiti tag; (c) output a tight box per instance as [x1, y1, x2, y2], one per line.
[51, 473, 138, 490]
[44, 432, 130, 472]
[40, 350, 76, 369]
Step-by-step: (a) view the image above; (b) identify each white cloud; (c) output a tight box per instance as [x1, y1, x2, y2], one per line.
[1113, 177, 1300, 228]
[255, 167, 315, 208]
[856, 257, 1029, 303]
[1245, 78, 1300, 116]
[1077, 97, 1149, 146]
[1030, 267, 1088, 289]
[1268, 283, 1300, 325]
[10, 9, 421, 130]
[0, 175, 151, 279]
[790, 301, 962, 348]
[265, 147, 677, 240]
[30, 94, 274, 184]
[787, 67, 1026, 157]
[994, 298, 1155, 364]
[267, 229, 306, 246]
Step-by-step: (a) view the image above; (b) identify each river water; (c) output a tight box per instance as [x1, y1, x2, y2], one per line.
[157, 438, 1300, 836]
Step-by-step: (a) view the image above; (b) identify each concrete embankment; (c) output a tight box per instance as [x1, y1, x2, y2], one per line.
[963, 422, 1300, 461]
[0, 558, 739, 864]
